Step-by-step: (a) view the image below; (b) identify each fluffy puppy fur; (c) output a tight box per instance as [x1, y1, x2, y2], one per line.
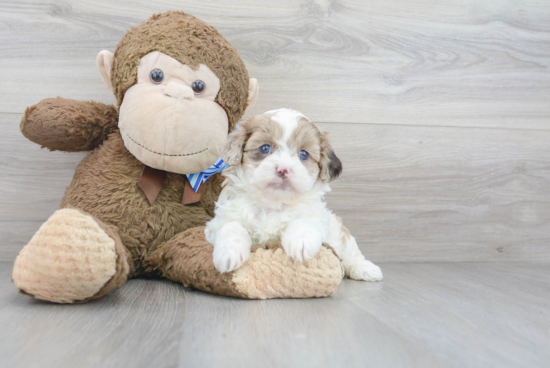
[205, 109, 383, 281]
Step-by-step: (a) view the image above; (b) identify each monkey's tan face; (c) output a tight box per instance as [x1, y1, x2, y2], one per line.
[118, 51, 229, 174]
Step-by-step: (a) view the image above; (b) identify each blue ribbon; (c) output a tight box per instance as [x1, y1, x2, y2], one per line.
[185, 157, 229, 193]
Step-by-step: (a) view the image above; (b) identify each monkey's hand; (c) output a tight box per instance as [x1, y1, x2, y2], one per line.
[21, 97, 118, 152]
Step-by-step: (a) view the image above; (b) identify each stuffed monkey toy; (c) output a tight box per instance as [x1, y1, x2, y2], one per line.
[11, 11, 343, 303]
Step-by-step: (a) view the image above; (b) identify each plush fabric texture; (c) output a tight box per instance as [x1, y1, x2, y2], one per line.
[145, 227, 343, 299]
[120, 68, 228, 174]
[13, 11, 345, 303]
[118, 51, 230, 174]
[21, 98, 118, 152]
[12, 209, 120, 303]
[232, 243, 344, 299]
[59, 130, 222, 275]
[83, 209, 132, 302]
[111, 11, 249, 130]
[145, 226, 247, 298]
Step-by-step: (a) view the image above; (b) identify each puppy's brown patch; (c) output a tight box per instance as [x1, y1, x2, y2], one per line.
[224, 112, 343, 182]
[287, 118, 322, 161]
[222, 114, 271, 165]
[336, 216, 352, 244]
[287, 118, 323, 178]
[319, 131, 343, 182]
[242, 117, 284, 167]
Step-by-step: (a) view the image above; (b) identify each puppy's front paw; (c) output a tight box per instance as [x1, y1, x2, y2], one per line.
[213, 230, 251, 274]
[282, 225, 323, 262]
[350, 260, 383, 281]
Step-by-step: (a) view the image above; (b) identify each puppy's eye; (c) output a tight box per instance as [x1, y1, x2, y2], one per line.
[191, 80, 205, 94]
[260, 145, 271, 154]
[150, 69, 164, 84]
[299, 150, 309, 160]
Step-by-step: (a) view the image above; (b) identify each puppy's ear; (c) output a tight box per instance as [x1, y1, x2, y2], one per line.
[222, 115, 267, 166]
[222, 125, 248, 166]
[319, 132, 343, 182]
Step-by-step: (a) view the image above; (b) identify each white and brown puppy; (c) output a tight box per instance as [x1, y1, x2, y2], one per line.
[205, 108, 383, 281]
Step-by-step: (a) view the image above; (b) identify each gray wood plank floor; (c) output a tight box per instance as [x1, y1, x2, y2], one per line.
[1, 262, 548, 368]
[1, 2, 549, 366]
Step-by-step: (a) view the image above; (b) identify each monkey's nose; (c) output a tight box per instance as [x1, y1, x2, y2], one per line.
[164, 82, 195, 100]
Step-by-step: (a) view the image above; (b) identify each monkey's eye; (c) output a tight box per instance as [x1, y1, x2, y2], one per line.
[191, 80, 205, 94]
[260, 145, 271, 154]
[150, 69, 164, 84]
[299, 150, 309, 160]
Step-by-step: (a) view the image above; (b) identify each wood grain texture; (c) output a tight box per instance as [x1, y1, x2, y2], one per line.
[0, 0, 549, 129]
[321, 122, 550, 262]
[2, 3, 549, 367]
[1, 262, 549, 368]
[2, 112, 549, 262]
[1, 1, 549, 262]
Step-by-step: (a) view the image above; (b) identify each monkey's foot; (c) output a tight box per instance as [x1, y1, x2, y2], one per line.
[12, 208, 130, 303]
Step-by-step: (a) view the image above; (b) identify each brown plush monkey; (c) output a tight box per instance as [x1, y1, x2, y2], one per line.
[11, 12, 343, 303]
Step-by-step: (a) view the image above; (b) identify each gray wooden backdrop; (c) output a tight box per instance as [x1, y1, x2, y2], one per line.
[1, 0, 549, 263]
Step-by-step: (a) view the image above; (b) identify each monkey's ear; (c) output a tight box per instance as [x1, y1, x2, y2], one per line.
[245, 78, 259, 113]
[96, 50, 114, 91]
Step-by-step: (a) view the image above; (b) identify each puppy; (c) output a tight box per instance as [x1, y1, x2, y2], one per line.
[205, 108, 383, 281]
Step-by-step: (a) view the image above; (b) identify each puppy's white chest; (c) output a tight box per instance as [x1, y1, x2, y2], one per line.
[244, 206, 293, 244]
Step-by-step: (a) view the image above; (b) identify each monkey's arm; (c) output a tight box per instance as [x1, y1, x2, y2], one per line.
[20, 97, 118, 152]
